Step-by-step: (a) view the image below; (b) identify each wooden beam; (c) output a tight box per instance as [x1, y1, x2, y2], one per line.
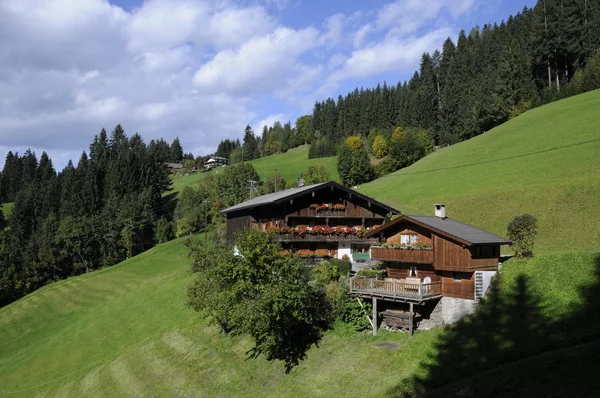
[372, 297, 378, 336]
[408, 302, 414, 337]
[356, 298, 373, 328]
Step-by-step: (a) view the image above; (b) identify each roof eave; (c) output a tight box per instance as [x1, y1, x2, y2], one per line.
[365, 215, 511, 246]
[220, 181, 401, 215]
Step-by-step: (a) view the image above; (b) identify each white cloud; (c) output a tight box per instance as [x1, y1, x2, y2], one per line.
[376, 0, 474, 33]
[193, 26, 320, 95]
[253, 113, 287, 133]
[353, 23, 372, 49]
[0, 0, 268, 166]
[338, 28, 453, 80]
[0, 0, 482, 168]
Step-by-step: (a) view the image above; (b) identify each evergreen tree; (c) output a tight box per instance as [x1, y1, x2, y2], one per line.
[496, 40, 536, 118]
[242, 125, 259, 161]
[337, 137, 375, 186]
[170, 137, 184, 163]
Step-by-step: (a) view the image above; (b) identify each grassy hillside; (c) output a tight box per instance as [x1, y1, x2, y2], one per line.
[0, 236, 432, 397]
[359, 89, 600, 253]
[247, 145, 339, 183]
[171, 145, 338, 193]
[1, 236, 597, 397]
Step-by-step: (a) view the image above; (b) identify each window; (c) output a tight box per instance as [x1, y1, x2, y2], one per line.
[351, 244, 370, 253]
[401, 234, 418, 244]
[410, 266, 417, 277]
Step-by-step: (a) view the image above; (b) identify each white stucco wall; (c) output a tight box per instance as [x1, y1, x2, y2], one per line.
[337, 242, 352, 260]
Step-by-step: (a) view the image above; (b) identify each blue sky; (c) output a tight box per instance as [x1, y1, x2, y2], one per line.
[0, 0, 536, 169]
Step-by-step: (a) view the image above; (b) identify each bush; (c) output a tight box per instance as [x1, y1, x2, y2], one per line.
[374, 157, 400, 177]
[301, 165, 330, 185]
[356, 269, 386, 280]
[312, 261, 340, 286]
[312, 258, 352, 286]
[323, 279, 372, 331]
[372, 135, 389, 158]
[507, 214, 538, 258]
[175, 186, 207, 237]
[154, 217, 174, 243]
[329, 258, 352, 276]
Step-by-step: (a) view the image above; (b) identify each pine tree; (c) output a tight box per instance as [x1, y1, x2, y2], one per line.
[242, 125, 259, 161]
[170, 137, 184, 163]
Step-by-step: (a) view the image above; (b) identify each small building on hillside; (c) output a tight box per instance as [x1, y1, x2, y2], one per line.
[204, 156, 228, 170]
[349, 204, 512, 335]
[166, 163, 183, 173]
[220, 181, 400, 263]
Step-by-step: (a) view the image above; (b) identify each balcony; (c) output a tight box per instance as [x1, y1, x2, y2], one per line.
[370, 247, 434, 264]
[275, 233, 375, 243]
[349, 278, 442, 302]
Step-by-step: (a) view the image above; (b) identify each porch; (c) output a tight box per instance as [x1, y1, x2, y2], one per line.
[349, 277, 442, 302]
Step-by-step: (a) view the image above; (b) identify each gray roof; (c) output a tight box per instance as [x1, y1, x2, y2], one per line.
[221, 181, 400, 215]
[407, 215, 512, 245]
[221, 182, 330, 213]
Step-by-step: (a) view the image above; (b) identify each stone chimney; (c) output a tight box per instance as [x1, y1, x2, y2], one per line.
[434, 204, 446, 218]
[298, 177, 305, 188]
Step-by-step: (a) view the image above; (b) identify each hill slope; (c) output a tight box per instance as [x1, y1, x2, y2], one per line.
[171, 145, 338, 193]
[359, 89, 600, 253]
[0, 237, 431, 397]
[1, 238, 597, 397]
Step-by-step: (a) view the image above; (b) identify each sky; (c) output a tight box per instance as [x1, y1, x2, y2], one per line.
[0, 0, 536, 169]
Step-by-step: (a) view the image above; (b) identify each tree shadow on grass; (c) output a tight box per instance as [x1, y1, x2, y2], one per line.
[387, 254, 600, 397]
[159, 191, 178, 219]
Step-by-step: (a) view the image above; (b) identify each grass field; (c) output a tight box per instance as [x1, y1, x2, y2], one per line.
[170, 145, 338, 194]
[359, 89, 600, 253]
[0, 236, 435, 397]
[1, 235, 597, 397]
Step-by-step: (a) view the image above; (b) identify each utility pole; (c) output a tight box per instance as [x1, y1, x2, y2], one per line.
[248, 180, 259, 198]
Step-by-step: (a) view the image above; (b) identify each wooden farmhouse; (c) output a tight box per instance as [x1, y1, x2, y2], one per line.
[349, 204, 512, 335]
[221, 181, 400, 262]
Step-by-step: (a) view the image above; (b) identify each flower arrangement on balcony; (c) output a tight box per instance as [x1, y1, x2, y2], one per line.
[293, 249, 334, 258]
[266, 225, 371, 238]
[373, 242, 433, 250]
[309, 203, 346, 212]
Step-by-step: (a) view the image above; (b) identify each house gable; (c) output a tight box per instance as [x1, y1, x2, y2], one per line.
[223, 181, 399, 240]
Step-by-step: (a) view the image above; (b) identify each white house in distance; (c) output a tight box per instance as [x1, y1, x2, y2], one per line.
[204, 156, 228, 170]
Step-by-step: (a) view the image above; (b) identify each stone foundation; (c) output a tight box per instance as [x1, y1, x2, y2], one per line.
[417, 297, 478, 330]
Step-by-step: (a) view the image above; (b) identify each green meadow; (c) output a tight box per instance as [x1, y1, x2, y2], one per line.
[170, 145, 338, 194]
[360, 89, 600, 253]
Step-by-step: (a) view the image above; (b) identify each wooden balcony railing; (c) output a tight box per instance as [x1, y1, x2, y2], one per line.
[350, 278, 442, 301]
[370, 247, 434, 264]
[274, 233, 376, 243]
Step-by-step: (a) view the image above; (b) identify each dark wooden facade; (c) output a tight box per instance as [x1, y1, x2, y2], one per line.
[223, 182, 399, 255]
[369, 217, 508, 300]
